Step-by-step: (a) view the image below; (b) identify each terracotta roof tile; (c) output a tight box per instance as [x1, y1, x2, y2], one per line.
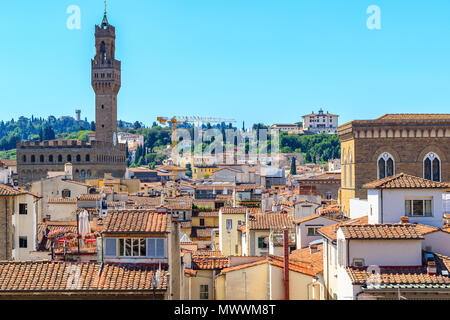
[318, 216, 368, 242]
[192, 257, 229, 270]
[363, 173, 450, 189]
[0, 261, 168, 292]
[248, 213, 294, 230]
[290, 244, 324, 274]
[347, 266, 450, 288]
[376, 114, 450, 121]
[47, 198, 77, 204]
[103, 209, 169, 233]
[0, 184, 41, 198]
[339, 224, 423, 240]
[220, 207, 248, 214]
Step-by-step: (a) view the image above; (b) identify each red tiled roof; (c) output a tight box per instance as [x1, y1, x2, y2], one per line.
[220, 207, 247, 214]
[0, 184, 41, 198]
[103, 209, 168, 233]
[318, 216, 368, 242]
[290, 244, 324, 274]
[0, 261, 168, 292]
[77, 194, 101, 201]
[195, 250, 223, 257]
[248, 213, 294, 230]
[184, 269, 197, 276]
[192, 257, 229, 270]
[268, 255, 317, 277]
[414, 223, 440, 235]
[195, 228, 216, 238]
[197, 211, 219, 217]
[376, 114, 450, 121]
[363, 173, 450, 189]
[339, 224, 423, 240]
[347, 266, 450, 286]
[48, 198, 77, 204]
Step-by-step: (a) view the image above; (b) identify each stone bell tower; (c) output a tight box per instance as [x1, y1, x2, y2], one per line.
[91, 10, 121, 144]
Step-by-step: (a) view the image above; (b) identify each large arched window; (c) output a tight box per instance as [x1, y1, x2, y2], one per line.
[58, 155, 63, 162]
[40, 155, 44, 163]
[76, 154, 81, 162]
[67, 155, 72, 162]
[423, 152, 441, 182]
[378, 152, 395, 179]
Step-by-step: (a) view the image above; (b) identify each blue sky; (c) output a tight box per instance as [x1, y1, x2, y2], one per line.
[1, 1, 450, 127]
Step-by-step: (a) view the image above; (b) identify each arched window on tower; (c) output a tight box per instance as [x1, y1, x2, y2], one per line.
[22, 155, 26, 163]
[40, 155, 44, 163]
[31, 155, 36, 163]
[49, 155, 53, 163]
[76, 154, 81, 162]
[423, 152, 441, 182]
[377, 152, 395, 179]
[67, 155, 72, 163]
[86, 154, 90, 162]
[58, 155, 63, 163]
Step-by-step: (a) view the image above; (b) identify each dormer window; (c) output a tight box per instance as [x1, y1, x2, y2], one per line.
[377, 152, 395, 179]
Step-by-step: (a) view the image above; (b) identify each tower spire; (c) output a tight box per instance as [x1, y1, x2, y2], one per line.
[101, 0, 109, 26]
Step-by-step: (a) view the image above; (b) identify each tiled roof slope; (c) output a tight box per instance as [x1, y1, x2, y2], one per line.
[363, 173, 450, 189]
[347, 266, 450, 288]
[248, 213, 294, 230]
[376, 114, 450, 121]
[220, 207, 247, 214]
[339, 224, 423, 240]
[104, 209, 168, 233]
[192, 257, 229, 270]
[0, 184, 41, 198]
[318, 216, 368, 242]
[290, 244, 324, 274]
[0, 261, 168, 291]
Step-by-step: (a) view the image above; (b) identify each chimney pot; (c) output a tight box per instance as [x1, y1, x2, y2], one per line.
[400, 216, 410, 224]
[427, 261, 437, 275]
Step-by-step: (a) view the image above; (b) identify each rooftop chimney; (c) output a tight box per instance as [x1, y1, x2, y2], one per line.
[400, 216, 410, 224]
[309, 244, 318, 254]
[427, 261, 437, 276]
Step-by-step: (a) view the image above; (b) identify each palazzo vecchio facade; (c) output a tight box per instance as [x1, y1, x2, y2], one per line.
[17, 13, 126, 184]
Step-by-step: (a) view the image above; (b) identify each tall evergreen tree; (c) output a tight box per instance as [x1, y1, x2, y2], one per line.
[290, 157, 297, 175]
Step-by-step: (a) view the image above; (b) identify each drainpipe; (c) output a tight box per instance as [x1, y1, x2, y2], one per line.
[5, 198, 8, 259]
[380, 189, 384, 224]
[283, 229, 290, 300]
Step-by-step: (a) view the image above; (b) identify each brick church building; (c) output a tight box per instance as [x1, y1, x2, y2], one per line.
[17, 13, 126, 184]
[338, 114, 450, 215]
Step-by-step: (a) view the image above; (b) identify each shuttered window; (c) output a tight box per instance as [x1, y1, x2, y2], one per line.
[105, 238, 117, 257]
